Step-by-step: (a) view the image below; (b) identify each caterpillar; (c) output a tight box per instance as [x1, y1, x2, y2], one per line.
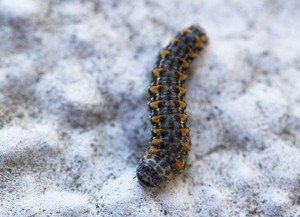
[136, 25, 208, 187]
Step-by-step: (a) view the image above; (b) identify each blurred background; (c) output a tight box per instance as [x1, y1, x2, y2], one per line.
[0, 0, 299, 216]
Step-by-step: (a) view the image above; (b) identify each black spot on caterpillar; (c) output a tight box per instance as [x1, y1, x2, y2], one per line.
[136, 25, 208, 187]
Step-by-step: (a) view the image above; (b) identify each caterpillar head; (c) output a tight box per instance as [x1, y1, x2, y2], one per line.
[136, 162, 162, 187]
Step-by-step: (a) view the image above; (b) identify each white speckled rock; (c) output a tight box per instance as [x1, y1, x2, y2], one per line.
[0, 0, 300, 216]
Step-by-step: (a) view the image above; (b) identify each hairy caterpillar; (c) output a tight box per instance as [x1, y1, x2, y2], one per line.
[136, 25, 208, 187]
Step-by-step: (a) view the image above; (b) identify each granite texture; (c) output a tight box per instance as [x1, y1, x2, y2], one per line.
[0, 0, 300, 216]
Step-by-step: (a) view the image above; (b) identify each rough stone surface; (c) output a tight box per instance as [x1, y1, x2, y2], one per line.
[0, 0, 300, 216]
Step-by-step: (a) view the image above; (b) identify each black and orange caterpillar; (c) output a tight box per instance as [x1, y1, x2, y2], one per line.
[136, 25, 208, 187]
